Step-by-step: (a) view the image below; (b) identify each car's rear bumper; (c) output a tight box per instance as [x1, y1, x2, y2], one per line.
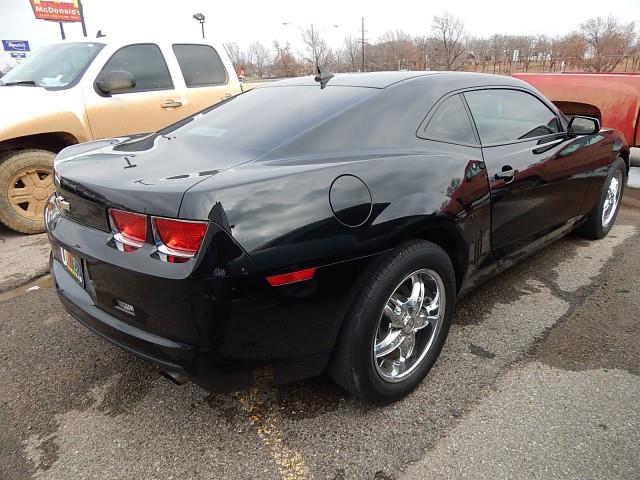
[52, 252, 357, 391]
[53, 258, 191, 373]
[46, 199, 376, 392]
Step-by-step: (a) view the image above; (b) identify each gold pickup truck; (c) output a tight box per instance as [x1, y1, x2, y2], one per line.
[0, 38, 241, 233]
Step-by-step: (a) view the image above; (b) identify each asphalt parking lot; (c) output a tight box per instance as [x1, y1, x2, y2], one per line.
[1, 192, 639, 480]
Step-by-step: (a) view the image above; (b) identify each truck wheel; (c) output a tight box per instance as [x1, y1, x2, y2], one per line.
[0, 150, 55, 234]
[328, 240, 456, 403]
[577, 157, 626, 240]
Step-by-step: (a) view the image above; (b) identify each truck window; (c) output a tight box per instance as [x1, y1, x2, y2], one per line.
[99, 44, 173, 93]
[172, 44, 227, 87]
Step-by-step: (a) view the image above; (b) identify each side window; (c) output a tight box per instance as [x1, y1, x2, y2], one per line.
[464, 89, 560, 144]
[424, 94, 477, 145]
[172, 44, 227, 87]
[99, 44, 173, 93]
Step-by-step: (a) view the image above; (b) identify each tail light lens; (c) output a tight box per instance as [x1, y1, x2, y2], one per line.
[110, 209, 147, 244]
[266, 268, 316, 286]
[153, 217, 208, 256]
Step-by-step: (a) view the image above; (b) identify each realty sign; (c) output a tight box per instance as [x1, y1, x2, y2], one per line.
[29, 0, 81, 22]
[10, 52, 27, 59]
[2, 40, 30, 52]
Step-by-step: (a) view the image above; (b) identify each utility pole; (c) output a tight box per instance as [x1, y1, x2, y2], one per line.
[360, 16, 366, 72]
[310, 24, 317, 68]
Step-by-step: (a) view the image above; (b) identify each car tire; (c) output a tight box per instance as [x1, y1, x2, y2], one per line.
[0, 149, 55, 234]
[328, 239, 456, 403]
[577, 157, 626, 240]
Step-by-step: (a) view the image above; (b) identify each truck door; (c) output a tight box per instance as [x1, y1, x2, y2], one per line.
[84, 43, 187, 139]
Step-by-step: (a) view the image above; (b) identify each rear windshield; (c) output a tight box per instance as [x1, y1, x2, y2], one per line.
[171, 85, 375, 151]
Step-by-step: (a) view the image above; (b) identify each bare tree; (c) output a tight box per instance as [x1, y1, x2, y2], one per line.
[430, 13, 467, 70]
[247, 41, 272, 78]
[555, 33, 587, 70]
[343, 35, 360, 71]
[374, 30, 418, 70]
[228, 14, 639, 77]
[579, 16, 637, 72]
[272, 40, 298, 77]
[488, 34, 507, 72]
[519, 35, 538, 72]
[466, 36, 491, 71]
[301, 27, 333, 69]
[223, 42, 245, 72]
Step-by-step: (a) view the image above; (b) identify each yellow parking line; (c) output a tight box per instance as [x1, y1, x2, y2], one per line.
[236, 369, 311, 480]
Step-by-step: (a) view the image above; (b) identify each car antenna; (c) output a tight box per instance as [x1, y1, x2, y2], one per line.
[314, 65, 334, 89]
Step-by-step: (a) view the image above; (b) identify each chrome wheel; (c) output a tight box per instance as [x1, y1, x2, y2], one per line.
[602, 170, 622, 228]
[373, 269, 445, 383]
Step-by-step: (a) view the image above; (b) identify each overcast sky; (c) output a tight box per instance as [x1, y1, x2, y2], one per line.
[1, 0, 639, 55]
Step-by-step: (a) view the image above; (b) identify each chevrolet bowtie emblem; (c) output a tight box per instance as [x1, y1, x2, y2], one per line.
[55, 195, 70, 212]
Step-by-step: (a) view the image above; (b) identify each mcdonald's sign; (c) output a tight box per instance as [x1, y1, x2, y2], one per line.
[29, 0, 81, 22]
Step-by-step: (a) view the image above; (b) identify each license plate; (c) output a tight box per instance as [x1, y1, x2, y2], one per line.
[60, 247, 84, 287]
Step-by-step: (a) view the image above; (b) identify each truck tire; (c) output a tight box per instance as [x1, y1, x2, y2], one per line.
[0, 150, 55, 234]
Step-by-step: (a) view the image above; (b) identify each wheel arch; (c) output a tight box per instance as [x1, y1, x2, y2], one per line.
[0, 132, 79, 161]
[407, 221, 469, 292]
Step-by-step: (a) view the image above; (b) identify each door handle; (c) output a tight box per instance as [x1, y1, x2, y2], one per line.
[495, 168, 516, 183]
[161, 100, 183, 108]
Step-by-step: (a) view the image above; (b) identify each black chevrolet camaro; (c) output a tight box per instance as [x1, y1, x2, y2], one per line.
[45, 71, 629, 403]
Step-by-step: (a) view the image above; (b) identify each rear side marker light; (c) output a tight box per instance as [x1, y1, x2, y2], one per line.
[267, 268, 316, 287]
[152, 217, 208, 259]
[109, 209, 147, 251]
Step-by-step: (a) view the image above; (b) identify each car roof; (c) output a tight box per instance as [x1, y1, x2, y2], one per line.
[263, 71, 441, 89]
[263, 71, 533, 90]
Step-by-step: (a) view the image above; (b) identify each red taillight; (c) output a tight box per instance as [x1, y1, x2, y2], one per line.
[110, 209, 147, 244]
[153, 217, 208, 255]
[266, 268, 316, 287]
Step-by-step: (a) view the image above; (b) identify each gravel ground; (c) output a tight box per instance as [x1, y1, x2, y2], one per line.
[0, 195, 638, 480]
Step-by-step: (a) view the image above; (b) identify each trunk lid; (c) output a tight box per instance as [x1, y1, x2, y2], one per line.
[55, 131, 261, 224]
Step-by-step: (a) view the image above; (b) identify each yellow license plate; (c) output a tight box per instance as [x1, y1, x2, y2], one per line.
[60, 247, 84, 287]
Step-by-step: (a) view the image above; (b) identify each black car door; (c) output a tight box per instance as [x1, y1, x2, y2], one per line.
[463, 88, 589, 261]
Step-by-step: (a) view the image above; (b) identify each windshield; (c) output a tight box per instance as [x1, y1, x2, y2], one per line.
[0, 42, 104, 89]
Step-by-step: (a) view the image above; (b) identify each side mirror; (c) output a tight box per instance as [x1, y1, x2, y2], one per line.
[567, 116, 600, 137]
[95, 70, 135, 96]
